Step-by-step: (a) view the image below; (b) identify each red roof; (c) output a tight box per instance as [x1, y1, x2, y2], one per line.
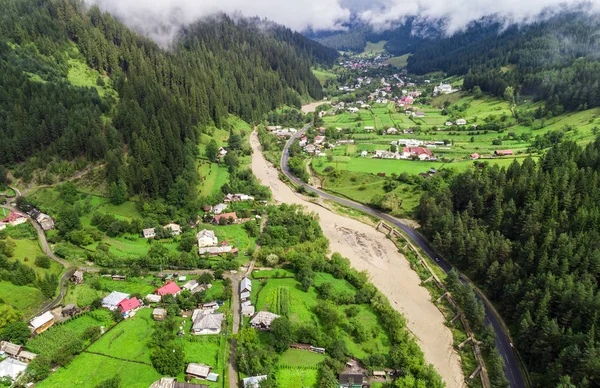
[1, 211, 26, 223]
[118, 298, 140, 313]
[156, 282, 181, 296]
[403, 147, 433, 156]
[213, 212, 237, 222]
[471, 153, 479, 158]
[203, 205, 212, 212]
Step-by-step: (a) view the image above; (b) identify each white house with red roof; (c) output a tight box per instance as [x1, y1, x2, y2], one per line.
[118, 298, 141, 318]
[156, 282, 181, 296]
[313, 136, 325, 145]
[0, 212, 27, 227]
[402, 147, 433, 161]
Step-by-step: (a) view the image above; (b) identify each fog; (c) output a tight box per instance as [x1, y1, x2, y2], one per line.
[84, 0, 600, 45]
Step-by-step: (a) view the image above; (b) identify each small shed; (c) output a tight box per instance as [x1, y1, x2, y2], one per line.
[143, 228, 156, 239]
[153, 308, 167, 321]
[71, 270, 84, 284]
[186, 363, 211, 379]
[62, 304, 77, 317]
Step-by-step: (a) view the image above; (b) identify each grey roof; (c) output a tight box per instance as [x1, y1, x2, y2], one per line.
[0, 358, 27, 380]
[102, 291, 130, 307]
[18, 351, 38, 361]
[250, 311, 280, 327]
[242, 375, 267, 388]
[0, 341, 21, 357]
[186, 363, 211, 378]
[240, 277, 252, 292]
[192, 312, 224, 333]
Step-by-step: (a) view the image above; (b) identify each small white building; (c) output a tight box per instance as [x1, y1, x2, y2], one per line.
[197, 230, 218, 248]
[145, 294, 161, 303]
[455, 119, 467, 125]
[183, 280, 199, 291]
[163, 223, 181, 236]
[142, 228, 155, 239]
[212, 204, 228, 215]
[360, 151, 368, 157]
[242, 304, 255, 317]
[240, 277, 252, 293]
[386, 128, 398, 134]
[29, 311, 54, 334]
[0, 358, 27, 381]
[242, 375, 268, 388]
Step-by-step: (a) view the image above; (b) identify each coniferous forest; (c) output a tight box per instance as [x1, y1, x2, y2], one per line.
[0, 0, 336, 199]
[418, 140, 600, 387]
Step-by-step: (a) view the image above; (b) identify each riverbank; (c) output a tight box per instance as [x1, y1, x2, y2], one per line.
[250, 130, 465, 388]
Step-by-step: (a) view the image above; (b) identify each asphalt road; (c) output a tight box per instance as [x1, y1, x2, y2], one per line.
[281, 124, 526, 388]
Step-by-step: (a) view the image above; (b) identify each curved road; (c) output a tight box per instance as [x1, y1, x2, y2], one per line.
[281, 125, 526, 388]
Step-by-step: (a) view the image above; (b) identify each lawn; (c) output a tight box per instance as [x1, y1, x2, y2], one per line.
[0, 281, 45, 313]
[198, 161, 229, 197]
[279, 349, 325, 367]
[64, 283, 104, 307]
[252, 269, 295, 279]
[12, 238, 63, 277]
[88, 308, 154, 363]
[198, 223, 257, 254]
[385, 54, 410, 68]
[360, 41, 387, 56]
[254, 278, 318, 323]
[312, 69, 337, 86]
[37, 352, 161, 388]
[97, 275, 162, 297]
[67, 46, 115, 99]
[276, 368, 319, 388]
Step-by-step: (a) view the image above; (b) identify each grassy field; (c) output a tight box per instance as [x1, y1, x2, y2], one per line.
[67, 46, 115, 99]
[88, 308, 154, 363]
[12, 238, 63, 276]
[64, 283, 104, 307]
[360, 41, 387, 56]
[37, 352, 161, 388]
[385, 54, 411, 68]
[198, 223, 257, 255]
[279, 348, 325, 366]
[277, 368, 319, 388]
[252, 268, 295, 278]
[312, 68, 337, 86]
[0, 281, 45, 312]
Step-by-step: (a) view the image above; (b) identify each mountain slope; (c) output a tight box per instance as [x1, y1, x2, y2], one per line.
[0, 0, 332, 199]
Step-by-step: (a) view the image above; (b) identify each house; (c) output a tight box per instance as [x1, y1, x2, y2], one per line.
[203, 205, 213, 213]
[34, 212, 54, 231]
[153, 308, 167, 321]
[250, 311, 280, 330]
[402, 147, 433, 161]
[111, 274, 126, 281]
[360, 151, 368, 157]
[470, 153, 480, 160]
[186, 363, 211, 379]
[299, 136, 308, 147]
[198, 245, 236, 256]
[372, 371, 386, 379]
[163, 223, 182, 236]
[0, 341, 22, 358]
[364, 126, 375, 131]
[242, 304, 255, 317]
[197, 230, 218, 248]
[118, 298, 141, 317]
[339, 372, 369, 388]
[156, 282, 181, 296]
[240, 291, 250, 301]
[29, 311, 54, 334]
[314, 136, 325, 145]
[150, 378, 208, 388]
[218, 147, 227, 158]
[212, 204, 228, 215]
[242, 375, 267, 388]
[71, 270, 84, 284]
[201, 302, 218, 310]
[191, 311, 224, 335]
[146, 294, 162, 303]
[304, 144, 317, 154]
[17, 351, 37, 363]
[445, 121, 454, 126]
[102, 291, 130, 310]
[0, 357, 27, 381]
[495, 150, 514, 156]
[240, 277, 251, 293]
[62, 304, 77, 317]
[455, 119, 467, 125]
[386, 127, 399, 134]
[183, 279, 199, 291]
[403, 129, 414, 134]
[212, 212, 238, 225]
[143, 228, 156, 239]
[0, 212, 27, 226]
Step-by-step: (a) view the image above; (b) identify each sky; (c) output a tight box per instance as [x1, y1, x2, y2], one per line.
[85, 0, 600, 44]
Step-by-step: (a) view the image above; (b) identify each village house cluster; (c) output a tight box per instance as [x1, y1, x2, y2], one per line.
[265, 126, 297, 138]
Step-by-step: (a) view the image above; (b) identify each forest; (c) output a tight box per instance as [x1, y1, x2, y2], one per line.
[418, 140, 600, 387]
[405, 12, 600, 114]
[0, 0, 335, 199]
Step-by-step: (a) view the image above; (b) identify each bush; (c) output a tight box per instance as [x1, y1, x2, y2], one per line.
[34, 255, 51, 269]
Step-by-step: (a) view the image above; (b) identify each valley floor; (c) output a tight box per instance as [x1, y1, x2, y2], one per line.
[250, 130, 465, 388]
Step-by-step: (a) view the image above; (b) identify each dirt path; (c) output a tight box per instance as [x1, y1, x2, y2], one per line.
[250, 131, 465, 388]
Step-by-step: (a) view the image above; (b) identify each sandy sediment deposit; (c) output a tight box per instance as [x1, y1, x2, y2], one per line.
[250, 130, 465, 388]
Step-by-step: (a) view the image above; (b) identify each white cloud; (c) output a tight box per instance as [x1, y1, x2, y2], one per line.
[357, 0, 600, 34]
[84, 0, 600, 46]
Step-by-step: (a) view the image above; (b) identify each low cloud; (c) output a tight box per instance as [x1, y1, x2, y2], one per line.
[84, 0, 600, 46]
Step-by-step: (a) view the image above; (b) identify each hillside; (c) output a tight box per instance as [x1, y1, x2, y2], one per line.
[0, 0, 334, 200]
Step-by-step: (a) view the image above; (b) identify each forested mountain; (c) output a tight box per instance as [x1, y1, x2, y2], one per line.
[0, 0, 333, 198]
[418, 142, 600, 387]
[406, 12, 600, 113]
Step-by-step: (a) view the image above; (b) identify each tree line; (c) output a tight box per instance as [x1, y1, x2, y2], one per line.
[418, 139, 600, 387]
